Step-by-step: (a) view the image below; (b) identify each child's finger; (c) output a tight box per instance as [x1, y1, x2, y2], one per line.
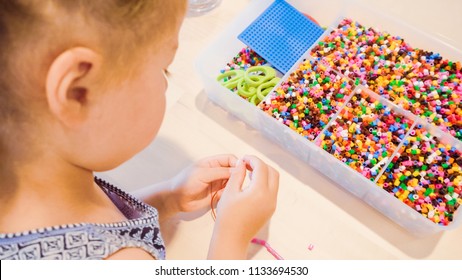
[242, 155, 269, 190]
[209, 179, 228, 194]
[225, 160, 246, 192]
[200, 167, 233, 183]
[199, 154, 238, 168]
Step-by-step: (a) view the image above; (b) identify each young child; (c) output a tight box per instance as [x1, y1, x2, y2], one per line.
[0, 0, 279, 260]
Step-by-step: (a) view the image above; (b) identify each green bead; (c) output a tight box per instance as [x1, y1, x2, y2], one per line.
[424, 188, 433, 196]
[361, 105, 367, 114]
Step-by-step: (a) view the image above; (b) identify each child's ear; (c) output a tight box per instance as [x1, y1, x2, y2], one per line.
[46, 47, 101, 127]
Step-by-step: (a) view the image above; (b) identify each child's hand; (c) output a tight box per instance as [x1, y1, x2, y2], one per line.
[169, 154, 238, 214]
[208, 155, 279, 259]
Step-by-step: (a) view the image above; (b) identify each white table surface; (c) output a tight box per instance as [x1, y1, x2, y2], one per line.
[99, 0, 462, 259]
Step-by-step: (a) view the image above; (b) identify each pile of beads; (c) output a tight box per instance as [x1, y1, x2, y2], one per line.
[311, 18, 462, 141]
[215, 19, 462, 225]
[220, 47, 267, 72]
[376, 126, 462, 225]
[318, 90, 413, 180]
[260, 59, 352, 140]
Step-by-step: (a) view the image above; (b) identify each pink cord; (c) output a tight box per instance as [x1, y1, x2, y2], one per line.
[251, 238, 284, 260]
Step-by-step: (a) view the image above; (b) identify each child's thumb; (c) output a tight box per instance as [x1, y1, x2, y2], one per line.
[225, 160, 246, 192]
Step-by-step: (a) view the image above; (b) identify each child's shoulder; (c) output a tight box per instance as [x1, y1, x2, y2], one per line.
[0, 178, 165, 260]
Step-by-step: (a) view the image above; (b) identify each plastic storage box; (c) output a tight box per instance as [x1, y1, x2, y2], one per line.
[196, 0, 462, 236]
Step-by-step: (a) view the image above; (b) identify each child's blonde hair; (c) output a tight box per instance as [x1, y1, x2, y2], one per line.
[0, 0, 186, 149]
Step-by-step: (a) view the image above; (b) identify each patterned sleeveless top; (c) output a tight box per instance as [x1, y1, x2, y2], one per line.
[0, 178, 165, 260]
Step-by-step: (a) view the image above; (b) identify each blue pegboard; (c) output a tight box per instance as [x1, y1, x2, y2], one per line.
[238, 0, 324, 74]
